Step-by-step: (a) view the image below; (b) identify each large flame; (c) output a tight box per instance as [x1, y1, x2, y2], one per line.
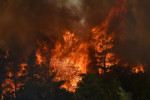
[50, 31, 90, 92]
[35, 31, 90, 92]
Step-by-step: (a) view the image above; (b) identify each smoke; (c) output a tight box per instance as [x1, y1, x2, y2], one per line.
[0, 0, 150, 68]
[0, 0, 83, 57]
[113, 0, 150, 67]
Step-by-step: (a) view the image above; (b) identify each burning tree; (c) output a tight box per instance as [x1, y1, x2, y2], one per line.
[1, 51, 28, 99]
[92, 27, 115, 73]
[90, 0, 128, 74]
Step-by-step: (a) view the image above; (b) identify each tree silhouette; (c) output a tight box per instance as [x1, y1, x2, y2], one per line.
[0, 50, 8, 99]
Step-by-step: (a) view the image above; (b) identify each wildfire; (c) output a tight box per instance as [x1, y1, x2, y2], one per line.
[50, 31, 90, 92]
[91, 0, 128, 73]
[35, 31, 90, 92]
[34, 0, 144, 92]
[1, 0, 145, 98]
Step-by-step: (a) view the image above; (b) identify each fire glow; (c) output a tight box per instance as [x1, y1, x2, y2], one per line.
[1, 0, 145, 98]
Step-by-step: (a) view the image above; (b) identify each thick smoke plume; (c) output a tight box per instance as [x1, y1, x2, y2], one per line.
[0, 0, 150, 69]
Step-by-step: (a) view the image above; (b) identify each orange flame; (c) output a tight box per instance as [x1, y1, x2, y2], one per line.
[91, 0, 128, 72]
[50, 31, 90, 92]
[36, 49, 43, 65]
[1, 63, 27, 99]
[132, 64, 145, 73]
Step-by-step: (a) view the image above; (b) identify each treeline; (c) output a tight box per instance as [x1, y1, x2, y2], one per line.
[0, 49, 150, 100]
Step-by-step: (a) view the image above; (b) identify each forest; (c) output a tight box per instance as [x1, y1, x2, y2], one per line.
[0, 49, 150, 100]
[0, 0, 150, 100]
